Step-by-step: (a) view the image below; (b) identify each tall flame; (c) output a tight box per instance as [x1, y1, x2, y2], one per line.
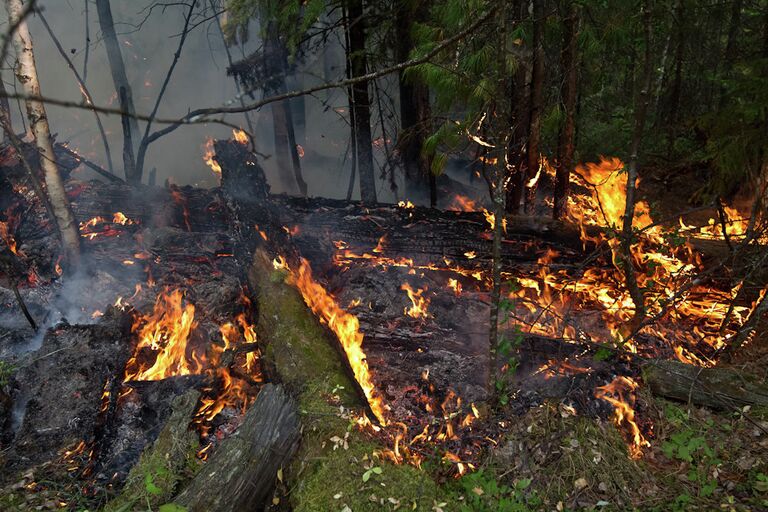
[595, 376, 649, 458]
[287, 258, 387, 424]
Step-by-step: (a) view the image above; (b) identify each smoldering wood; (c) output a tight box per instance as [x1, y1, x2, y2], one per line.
[515, 333, 768, 410]
[2, 309, 133, 479]
[94, 375, 208, 484]
[173, 384, 300, 512]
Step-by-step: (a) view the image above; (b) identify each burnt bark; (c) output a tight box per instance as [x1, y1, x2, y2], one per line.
[173, 384, 300, 512]
[346, 0, 377, 204]
[644, 359, 768, 410]
[553, 3, 579, 220]
[524, 0, 545, 213]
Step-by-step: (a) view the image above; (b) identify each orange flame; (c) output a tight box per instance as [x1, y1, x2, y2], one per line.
[595, 376, 649, 458]
[233, 129, 249, 145]
[401, 283, 431, 319]
[287, 258, 387, 424]
[124, 289, 199, 381]
[203, 138, 222, 175]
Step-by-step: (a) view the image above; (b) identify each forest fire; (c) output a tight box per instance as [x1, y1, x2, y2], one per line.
[401, 282, 431, 319]
[1, 1, 766, 508]
[123, 289, 199, 381]
[594, 376, 649, 459]
[282, 257, 388, 424]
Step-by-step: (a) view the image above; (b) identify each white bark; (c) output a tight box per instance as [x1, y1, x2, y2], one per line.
[5, 0, 81, 267]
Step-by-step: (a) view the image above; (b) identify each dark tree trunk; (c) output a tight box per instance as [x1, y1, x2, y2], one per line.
[0, 78, 11, 142]
[553, 3, 579, 220]
[346, 0, 377, 204]
[524, 0, 545, 213]
[266, 25, 308, 197]
[396, 2, 433, 205]
[620, 0, 655, 327]
[96, 0, 141, 184]
[665, 0, 685, 157]
[719, 0, 742, 107]
[505, 0, 529, 214]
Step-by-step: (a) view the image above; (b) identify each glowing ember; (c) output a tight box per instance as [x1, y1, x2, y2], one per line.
[286, 258, 387, 424]
[398, 200, 415, 209]
[448, 194, 478, 212]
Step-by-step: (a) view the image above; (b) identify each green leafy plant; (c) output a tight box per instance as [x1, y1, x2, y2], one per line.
[362, 466, 382, 483]
[457, 470, 541, 512]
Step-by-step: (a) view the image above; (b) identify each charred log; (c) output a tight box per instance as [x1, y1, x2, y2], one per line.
[173, 384, 300, 512]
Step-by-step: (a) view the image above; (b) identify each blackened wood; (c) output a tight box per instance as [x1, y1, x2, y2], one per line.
[173, 384, 300, 512]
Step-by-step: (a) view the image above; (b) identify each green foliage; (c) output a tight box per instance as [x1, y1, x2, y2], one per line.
[0, 360, 15, 388]
[225, 0, 326, 54]
[455, 470, 541, 512]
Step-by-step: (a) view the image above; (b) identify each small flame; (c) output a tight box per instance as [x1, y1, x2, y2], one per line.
[203, 138, 222, 175]
[401, 283, 430, 319]
[233, 129, 249, 145]
[595, 376, 649, 458]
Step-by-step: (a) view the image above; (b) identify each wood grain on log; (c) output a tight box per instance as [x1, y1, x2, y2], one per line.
[173, 384, 300, 512]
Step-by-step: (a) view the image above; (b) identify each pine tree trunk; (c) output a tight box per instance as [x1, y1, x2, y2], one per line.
[504, 0, 528, 215]
[396, 3, 433, 204]
[6, 0, 81, 268]
[524, 0, 545, 213]
[664, 0, 684, 158]
[553, 4, 579, 220]
[620, 0, 655, 327]
[719, 0, 742, 107]
[346, 0, 377, 204]
[265, 25, 307, 197]
[96, 0, 141, 184]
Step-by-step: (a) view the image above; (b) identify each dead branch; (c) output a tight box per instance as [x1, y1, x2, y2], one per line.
[37, 11, 114, 175]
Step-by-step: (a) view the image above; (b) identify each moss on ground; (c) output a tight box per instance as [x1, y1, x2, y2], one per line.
[249, 251, 446, 511]
[103, 390, 202, 512]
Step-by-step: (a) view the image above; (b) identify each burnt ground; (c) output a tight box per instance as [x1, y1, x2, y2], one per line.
[0, 143, 766, 510]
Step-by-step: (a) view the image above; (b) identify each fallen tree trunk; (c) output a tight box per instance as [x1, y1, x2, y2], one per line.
[516, 332, 768, 410]
[173, 384, 300, 512]
[643, 359, 768, 409]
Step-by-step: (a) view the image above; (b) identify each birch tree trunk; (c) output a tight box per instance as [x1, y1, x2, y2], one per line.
[96, 0, 141, 184]
[5, 0, 81, 268]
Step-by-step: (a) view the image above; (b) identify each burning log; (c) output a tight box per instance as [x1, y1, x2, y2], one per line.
[172, 384, 300, 512]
